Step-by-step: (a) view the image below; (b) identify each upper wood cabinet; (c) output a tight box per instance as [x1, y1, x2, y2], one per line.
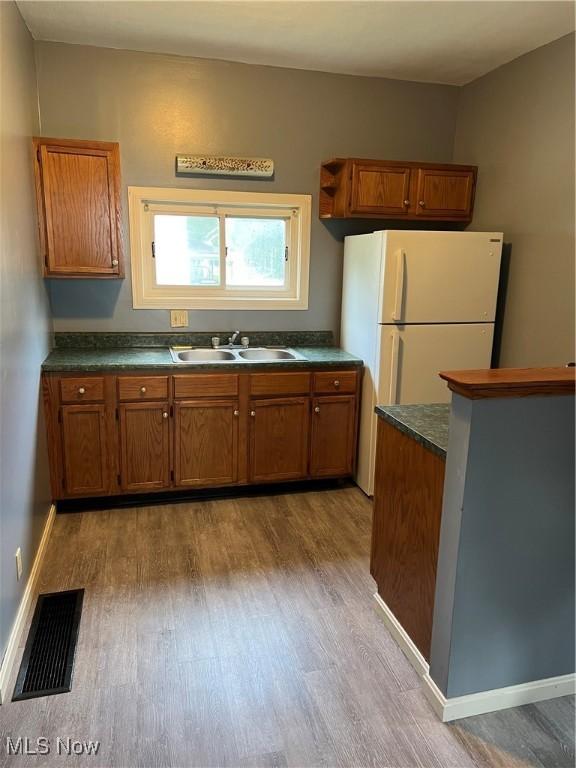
[33, 137, 123, 278]
[414, 167, 475, 219]
[320, 158, 477, 223]
[349, 162, 412, 216]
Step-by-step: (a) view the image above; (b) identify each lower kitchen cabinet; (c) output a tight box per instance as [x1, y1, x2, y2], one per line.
[174, 399, 239, 487]
[42, 367, 361, 500]
[249, 397, 310, 482]
[61, 404, 109, 496]
[119, 402, 171, 491]
[310, 395, 356, 477]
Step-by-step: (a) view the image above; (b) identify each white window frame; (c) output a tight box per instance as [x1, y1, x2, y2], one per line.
[128, 187, 311, 310]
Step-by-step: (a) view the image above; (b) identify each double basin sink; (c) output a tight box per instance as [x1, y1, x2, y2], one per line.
[169, 346, 305, 364]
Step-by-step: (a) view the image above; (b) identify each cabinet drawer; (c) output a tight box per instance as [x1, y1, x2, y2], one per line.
[118, 376, 168, 401]
[249, 372, 311, 396]
[173, 374, 239, 399]
[60, 377, 104, 403]
[313, 370, 358, 394]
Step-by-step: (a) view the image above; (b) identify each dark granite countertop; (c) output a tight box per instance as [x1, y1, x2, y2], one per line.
[375, 404, 450, 458]
[42, 346, 362, 372]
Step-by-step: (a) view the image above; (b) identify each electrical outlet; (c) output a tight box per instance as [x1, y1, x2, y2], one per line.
[170, 310, 188, 328]
[15, 548, 22, 581]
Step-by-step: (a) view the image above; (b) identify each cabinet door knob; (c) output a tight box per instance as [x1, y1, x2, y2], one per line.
[78, 387, 86, 395]
[162, 411, 169, 419]
[112, 259, 119, 266]
[140, 386, 147, 393]
[250, 410, 256, 417]
[314, 406, 321, 413]
[233, 409, 240, 417]
[403, 199, 410, 206]
[418, 200, 425, 207]
[334, 380, 340, 388]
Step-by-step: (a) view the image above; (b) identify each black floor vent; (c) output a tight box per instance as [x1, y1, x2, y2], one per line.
[12, 589, 84, 701]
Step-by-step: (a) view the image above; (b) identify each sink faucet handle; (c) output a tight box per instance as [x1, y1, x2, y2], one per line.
[228, 330, 240, 345]
[241, 336, 250, 348]
[211, 336, 221, 348]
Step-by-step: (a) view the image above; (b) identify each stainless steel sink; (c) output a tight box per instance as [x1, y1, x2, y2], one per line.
[170, 348, 237, 363]
[238, 348, 298, 361]
[169, 346, 304, 364]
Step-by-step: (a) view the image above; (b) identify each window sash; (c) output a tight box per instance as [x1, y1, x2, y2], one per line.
[146, 205, 294, 295]
[128, 187, 310, 310]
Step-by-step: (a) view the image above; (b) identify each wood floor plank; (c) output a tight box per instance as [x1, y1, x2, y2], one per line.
[0, 485, 572, 768]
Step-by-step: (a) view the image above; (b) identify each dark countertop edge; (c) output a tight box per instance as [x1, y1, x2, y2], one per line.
[375, 405, 448, 459]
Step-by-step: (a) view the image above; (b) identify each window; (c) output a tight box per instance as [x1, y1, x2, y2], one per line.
[128, 187, 311, 309]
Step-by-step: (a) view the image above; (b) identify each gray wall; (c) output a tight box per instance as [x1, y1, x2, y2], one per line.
[430, 394, 575, 698]
[34, 42, 459, 335]
[453, 33, 575, 368]
[0, 2, 53, 679]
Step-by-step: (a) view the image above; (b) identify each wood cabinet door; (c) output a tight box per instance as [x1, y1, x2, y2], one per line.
[249, 398, 310, 483]
[349, 162, 411, 216]
[61, 404, 109, 496]
[415, 168, 475, 218]
[35, 139, 122, 276]
[174, 400, 239, 487]
[119, 402, 171, 492]
[310, 396, 356, 478]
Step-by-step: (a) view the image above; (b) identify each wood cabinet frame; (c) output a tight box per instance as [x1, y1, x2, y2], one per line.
[42, 367, 362, 500]
[33, 137, 124, 278]
[320, 158, 477, 223]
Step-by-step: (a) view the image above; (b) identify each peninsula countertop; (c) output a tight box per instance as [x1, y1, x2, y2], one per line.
[375, 403, 450, 459]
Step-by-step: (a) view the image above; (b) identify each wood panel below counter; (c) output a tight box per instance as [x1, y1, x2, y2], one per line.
[370, 417, 446, 661]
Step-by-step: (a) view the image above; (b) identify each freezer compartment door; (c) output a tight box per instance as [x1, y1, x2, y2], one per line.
[378, 323, 495, 405]
[379, 231, 502, 324]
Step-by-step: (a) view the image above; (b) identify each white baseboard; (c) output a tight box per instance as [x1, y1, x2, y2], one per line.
[0, 503, 56, 704]
[423, 670, 576, 722]
[372, 592, 575, 722]
[373, 592, 429, 677]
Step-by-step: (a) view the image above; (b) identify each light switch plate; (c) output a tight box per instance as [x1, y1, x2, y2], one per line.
[170, 310, 188, 328]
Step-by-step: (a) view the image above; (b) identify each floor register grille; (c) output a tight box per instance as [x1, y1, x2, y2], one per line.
[12, 589, 84, 701]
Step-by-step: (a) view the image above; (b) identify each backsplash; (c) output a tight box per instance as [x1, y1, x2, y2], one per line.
[54, 331, 334, 349]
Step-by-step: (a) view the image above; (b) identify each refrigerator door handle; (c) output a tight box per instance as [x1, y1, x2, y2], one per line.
[391, 249, 405, 321]
[389, 330, 400, 404]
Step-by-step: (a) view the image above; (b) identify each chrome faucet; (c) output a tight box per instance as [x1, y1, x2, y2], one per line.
[228, 330, 240, 347]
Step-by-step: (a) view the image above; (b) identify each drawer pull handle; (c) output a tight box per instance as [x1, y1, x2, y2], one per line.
[112, 259, 119, 267]
[334, 380, 340, 388]
[314, 406, 321, 413]
[250, 410, 256, 417]
[140, 386, 147, 393]
[418, 200, 426, 207]
[78, 387, 86, 395]
[162, 412, 169, 419]
[233, 409, 240, 417]
[403, 199, 410, 206]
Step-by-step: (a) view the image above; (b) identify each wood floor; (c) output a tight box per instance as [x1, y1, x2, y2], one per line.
[0, 485, 573, 767]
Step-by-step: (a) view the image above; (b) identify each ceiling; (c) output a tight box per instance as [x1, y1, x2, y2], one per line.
[17, 0, 575, 86]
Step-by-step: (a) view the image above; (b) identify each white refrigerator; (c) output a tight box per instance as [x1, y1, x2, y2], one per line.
[341, 230, 503, 495]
